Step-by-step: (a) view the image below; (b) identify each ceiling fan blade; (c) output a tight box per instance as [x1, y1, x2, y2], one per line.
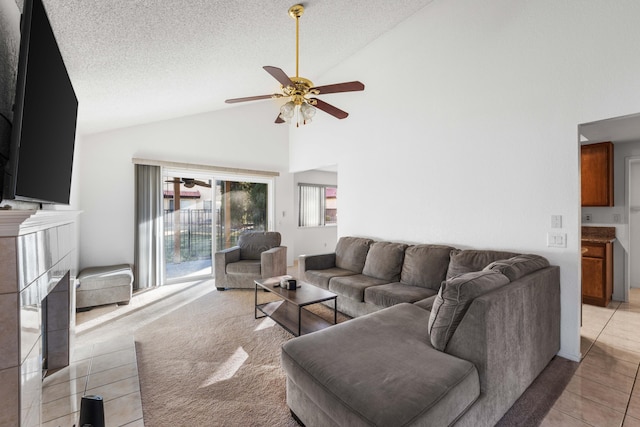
[311, 81, 365, 95]
[275, 114, 285, 124]
[225, 94, 279, 104]
[311, 98, 349, 119]
[263, 66, 294, 87]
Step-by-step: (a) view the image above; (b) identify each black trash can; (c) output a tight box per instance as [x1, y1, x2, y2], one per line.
[78, 394, 105, 427]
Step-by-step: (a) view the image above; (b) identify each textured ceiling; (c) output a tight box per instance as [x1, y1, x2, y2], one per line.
[37, 0, 434, 135]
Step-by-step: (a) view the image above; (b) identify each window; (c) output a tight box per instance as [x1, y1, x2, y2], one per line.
[299, 184, 337, 227]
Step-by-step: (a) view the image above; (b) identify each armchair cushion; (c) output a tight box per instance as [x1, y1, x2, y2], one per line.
[226, 260, 261, 275]
[238, 231, 282, 260]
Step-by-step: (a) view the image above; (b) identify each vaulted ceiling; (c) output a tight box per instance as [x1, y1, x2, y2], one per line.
[39, 0, 435, 134]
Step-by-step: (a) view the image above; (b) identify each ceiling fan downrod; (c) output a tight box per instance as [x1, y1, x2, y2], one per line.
[288, 4, 304, 79]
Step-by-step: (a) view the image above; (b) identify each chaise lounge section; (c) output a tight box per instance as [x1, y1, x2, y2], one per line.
[284, 236, 560, 426]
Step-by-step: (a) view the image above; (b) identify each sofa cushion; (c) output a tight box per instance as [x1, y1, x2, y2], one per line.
[304, 267, 357, 290]
[329, 274, 389, 302]
[446, 249, 519, 279]
[401, 244, 455, 290]
[238, 231, 281, 260]
[362, 241, 408, 281]
[364, 282, 437, 308]
[483, 254, 550, 282]
[428, 270, 510, 351]
[414, 295, 438, 311]
[335, 237, 374, 273]
[281, 303, 480, 427]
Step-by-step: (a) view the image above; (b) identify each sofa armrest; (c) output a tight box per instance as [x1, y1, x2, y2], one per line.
[261, 246, 287, 278]
[298, 253, 337, 278]
[445, 266, 560, 426]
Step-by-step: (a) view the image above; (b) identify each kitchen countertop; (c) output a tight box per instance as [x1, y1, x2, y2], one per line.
[582, 226, 616, 244]
[582, 237, 617, 243]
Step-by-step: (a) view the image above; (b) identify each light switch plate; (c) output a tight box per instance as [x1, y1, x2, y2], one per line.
[547, 232, 567, 248]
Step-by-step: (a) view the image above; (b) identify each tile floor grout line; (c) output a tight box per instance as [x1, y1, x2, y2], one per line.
[623, 363, 640, 422]
[583, 302, 620, 359]
[561, 387, 629, 416]
[605, 295, 639, 424]
[83, 347, 93, 396]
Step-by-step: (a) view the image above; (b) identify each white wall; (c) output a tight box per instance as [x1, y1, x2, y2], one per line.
[290, 0, 640, 361]
[293, 169, 338, 258]
[75, 101, 295, 270]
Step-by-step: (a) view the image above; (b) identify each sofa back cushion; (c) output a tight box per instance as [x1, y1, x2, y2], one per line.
[428, 270, 510, 351]
[238, 231, 281, 260]
[483, 254, 550, 282]
[362, 242, 408, 281]
[446, 249, 519, 279]
[335, 237, 374, 273]
[400, 244, 455, 290]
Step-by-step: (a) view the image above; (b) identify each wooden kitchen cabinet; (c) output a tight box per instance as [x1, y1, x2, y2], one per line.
[582, 242, 613, 307]
[581, 141, 614, 206]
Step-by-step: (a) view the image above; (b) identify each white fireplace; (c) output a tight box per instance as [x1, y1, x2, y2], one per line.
[0, 210, 79, 427]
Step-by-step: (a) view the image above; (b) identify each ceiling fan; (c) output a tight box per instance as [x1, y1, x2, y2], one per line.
[165, 177, 212, 188]
[225, 4, 365, 126]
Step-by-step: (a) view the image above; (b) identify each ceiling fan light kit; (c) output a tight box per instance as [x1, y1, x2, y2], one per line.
[225, 4, 365, 127]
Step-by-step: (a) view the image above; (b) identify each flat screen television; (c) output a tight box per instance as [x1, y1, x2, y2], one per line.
[2, 0, 78, 205]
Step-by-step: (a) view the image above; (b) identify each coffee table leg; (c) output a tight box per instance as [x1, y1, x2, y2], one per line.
[254, 283, 258, 319]
[334, 298, 337, 325]
[298, 306, 302, 336]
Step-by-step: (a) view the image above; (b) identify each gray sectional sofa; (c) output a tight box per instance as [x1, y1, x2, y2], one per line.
[282, 236, 560, 426]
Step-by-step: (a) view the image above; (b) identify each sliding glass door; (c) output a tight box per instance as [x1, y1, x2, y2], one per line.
[162, 169, 273, 283]
[163, 171, 214, 281]
[216, 180, 268, 250]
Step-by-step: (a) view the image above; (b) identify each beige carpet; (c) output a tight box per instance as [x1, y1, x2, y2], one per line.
[134, 284, 575, 426]
[135, 287, 348, 426]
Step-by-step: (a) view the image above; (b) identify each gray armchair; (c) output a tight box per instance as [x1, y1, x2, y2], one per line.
[214, 231, 287, 290]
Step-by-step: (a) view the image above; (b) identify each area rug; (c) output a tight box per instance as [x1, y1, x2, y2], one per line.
[135, 288, 349, 426]
[496, 355, 578, 426]
[135, 287, 575, 426]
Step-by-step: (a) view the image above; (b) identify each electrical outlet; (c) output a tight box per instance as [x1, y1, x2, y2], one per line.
[551, 215, 562, 228]
[583, 214, 592, 223]
[613, 214, 621, 223]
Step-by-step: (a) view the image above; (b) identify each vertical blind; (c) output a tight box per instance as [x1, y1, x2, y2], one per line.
[299, 184, 325, 227]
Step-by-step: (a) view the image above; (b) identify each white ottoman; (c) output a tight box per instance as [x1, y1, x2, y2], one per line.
[76, 264, 134, 310]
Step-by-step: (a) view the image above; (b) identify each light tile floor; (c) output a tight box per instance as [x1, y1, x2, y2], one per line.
[42, 335, 144, 427]
[41, 280, 213, 427]
[541, 288, 640, 427]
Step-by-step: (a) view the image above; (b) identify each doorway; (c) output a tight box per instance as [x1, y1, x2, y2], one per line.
[579, 112, 640, 303]
[628, 158, 640, 289]
[163, 170, 214, 281]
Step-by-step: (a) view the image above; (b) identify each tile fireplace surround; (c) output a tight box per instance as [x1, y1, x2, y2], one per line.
[0, 210, 80, 427]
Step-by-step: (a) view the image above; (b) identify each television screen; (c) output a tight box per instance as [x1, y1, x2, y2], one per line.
[3, 0, 78, 205]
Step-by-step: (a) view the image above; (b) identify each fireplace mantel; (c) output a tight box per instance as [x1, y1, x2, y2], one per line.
[0, 209, 81, 236]
[0, 209, 80, 427]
